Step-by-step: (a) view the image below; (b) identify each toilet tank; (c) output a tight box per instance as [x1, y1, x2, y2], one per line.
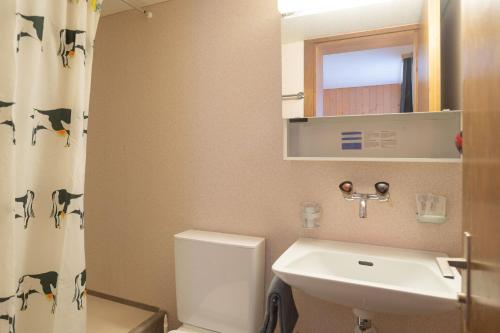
[174, 230, 265, 333]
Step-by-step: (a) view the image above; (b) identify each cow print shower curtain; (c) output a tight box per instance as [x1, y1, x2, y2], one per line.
[0, 1, 102, 332]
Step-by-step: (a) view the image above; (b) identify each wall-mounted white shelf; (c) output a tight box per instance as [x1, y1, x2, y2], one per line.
[285, 156, 462, 163]
[417, 215, 447, 224]
[283, 111, 462, 162]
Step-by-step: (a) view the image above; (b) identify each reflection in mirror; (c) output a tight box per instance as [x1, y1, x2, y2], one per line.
[281, 0, 462, 119]
[323, 46, 414, 116]
[313, 28, 417, 117]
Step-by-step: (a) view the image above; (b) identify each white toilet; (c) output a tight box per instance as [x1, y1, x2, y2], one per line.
[171, 230, 265, 333]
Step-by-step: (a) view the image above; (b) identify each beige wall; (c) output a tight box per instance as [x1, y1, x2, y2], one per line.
[85, 1, 462, 332]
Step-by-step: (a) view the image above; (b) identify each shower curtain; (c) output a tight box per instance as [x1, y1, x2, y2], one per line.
[0, 1, 102, 332]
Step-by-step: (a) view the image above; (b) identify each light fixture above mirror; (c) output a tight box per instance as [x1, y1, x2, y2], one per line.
[278, 0, 391, 17]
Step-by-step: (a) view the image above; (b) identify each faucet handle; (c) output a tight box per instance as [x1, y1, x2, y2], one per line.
[339, 181, 354, 196]
[374, 182, 390, 196]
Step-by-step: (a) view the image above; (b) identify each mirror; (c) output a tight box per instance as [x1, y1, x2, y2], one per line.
[281, 0, 462, 118]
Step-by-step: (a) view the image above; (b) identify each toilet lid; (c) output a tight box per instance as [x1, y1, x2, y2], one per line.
[170, 324, 217, 333]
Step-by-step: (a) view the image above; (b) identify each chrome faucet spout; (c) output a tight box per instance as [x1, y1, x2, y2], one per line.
[359, 198, 368, 218]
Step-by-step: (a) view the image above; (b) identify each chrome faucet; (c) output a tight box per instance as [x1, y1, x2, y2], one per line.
[339, 181, 390, 218]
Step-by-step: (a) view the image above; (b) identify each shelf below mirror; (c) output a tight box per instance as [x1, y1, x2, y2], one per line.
[284, 111, 462, 163]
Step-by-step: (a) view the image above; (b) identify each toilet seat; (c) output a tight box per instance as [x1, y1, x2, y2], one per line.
[169, 324, 217, 333]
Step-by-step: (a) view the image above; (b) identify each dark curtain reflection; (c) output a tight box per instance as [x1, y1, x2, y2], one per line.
[400, 57, 413, 113]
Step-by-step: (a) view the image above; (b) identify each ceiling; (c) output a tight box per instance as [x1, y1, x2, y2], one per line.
[100, 0, 169, 16]
[282, 0, 425, 43]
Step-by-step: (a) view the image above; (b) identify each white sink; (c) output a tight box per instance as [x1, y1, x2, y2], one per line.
[272, 238, 461, 315]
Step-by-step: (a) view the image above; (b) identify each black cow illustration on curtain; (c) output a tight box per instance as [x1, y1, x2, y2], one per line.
[14, 190, 35, 229]
[16, 13, 44, 53]
[0, 269, 88, 332]
[83, 111, 88, 136]
[0, 271, 60, 333]
[0, 295, 16, 333]
[0, 101, 16, 144]
[51, 189, 85, 229]
[73, 270, 86, 310]
[31, 108, 71, 147]
[17, 272, 58, 314]
[58, 29, 86, 68]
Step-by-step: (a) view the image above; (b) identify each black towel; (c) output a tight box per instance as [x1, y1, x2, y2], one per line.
[259, 276, 299, 333]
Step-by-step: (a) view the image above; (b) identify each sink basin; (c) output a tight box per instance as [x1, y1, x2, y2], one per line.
[272, 238, 461, 315]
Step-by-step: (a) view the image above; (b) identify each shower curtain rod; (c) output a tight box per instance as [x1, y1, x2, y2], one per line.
[119, 0, 153, 18]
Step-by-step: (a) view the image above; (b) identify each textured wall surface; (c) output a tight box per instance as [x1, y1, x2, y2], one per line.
[85, 1, 463, 332]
